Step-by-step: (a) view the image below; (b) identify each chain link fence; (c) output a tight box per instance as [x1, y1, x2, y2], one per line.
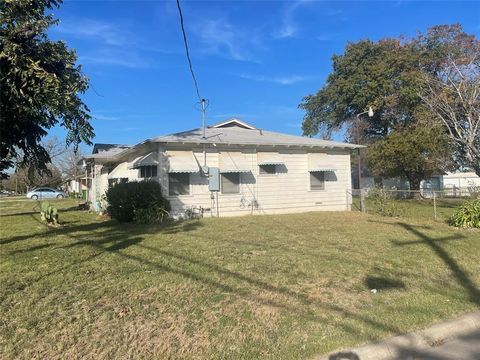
[349, 186, 479, 221]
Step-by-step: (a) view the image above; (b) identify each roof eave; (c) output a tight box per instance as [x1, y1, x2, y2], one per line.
[154, 139, 365, 150]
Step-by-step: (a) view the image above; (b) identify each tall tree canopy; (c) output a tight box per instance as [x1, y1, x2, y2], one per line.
[300, 24, 479, 187]
[0, 0, 93, 178]
[300, 38, 424, 140]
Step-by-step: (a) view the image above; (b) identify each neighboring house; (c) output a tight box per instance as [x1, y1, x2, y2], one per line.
[361, 171, 480, 197]
[81, 119, 362, 217]
[432, 171, 480, 196]
[65, 175, 93, 198]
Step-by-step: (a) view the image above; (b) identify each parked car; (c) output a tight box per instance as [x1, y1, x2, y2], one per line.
[0, 189, 16, 197]
[26, 188, 67, 200]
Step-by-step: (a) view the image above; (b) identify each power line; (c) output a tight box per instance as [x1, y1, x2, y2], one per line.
[175, 0, 202, 102]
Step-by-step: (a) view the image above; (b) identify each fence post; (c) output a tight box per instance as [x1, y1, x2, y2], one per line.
[360, 188, 366, 212]
[433, 191, 437, 220]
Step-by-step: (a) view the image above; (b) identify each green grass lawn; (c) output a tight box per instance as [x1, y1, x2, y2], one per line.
[1, 199, 479, 359]
[352, 195, 465, 220]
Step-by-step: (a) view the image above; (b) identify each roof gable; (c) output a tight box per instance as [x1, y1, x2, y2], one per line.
[210, 118, 256, 130]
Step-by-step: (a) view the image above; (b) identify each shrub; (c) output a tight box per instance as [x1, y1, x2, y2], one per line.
[106, 181, 170, 223]
[368, 186, 404, 217]
[40, 202, 59, 225]
[134, 205, 170, 224]
[450, 199, 480, 229]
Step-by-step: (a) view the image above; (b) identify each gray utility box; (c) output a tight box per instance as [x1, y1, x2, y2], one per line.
[208, 167, 220, 192]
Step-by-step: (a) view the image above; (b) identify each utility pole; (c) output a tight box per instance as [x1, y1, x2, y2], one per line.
[356, 114, 362, 191]
[355, 107, 374, 212]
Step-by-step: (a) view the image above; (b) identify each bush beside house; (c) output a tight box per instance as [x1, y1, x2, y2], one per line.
[106, 181, 170, 223]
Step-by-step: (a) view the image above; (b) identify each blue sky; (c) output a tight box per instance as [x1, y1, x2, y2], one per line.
[48, 0, 480, 152]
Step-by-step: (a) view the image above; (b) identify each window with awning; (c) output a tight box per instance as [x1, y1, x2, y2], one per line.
[257, 152, 284, 166]
[219, 152, 251, 173]
[166, 151, 199, 173]
[128, 152, 159, 169]
[257, 152, 284, 175]
[308, 153, 337, 172]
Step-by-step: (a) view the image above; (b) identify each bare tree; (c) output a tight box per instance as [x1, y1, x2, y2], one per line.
[58, 146, 84, 179]
[421, 54, 480, 176]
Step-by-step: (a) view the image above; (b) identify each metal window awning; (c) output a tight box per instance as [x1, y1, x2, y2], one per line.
[308, 153, 337, 172]
[309, 167, 337, 172]
[219, 152, 251, 173]
[257, 152, 284, 166]
[128, 152, 158, 169]
[166, 151, 199, 173]
[108, 162, 129, 179]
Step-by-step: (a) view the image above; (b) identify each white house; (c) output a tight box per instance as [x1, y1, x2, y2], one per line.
[81, 119, 362, 217]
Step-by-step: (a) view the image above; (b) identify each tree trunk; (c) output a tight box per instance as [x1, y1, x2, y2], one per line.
[407, 176, 422, 198]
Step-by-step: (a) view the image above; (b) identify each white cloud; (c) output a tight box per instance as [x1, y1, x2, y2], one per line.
[54, 18, 168, 68]
[274, 0, 309, 39]
[239, 73, 311, 85]
[55, 18, 131, 46]
[195, 18, 254, 61]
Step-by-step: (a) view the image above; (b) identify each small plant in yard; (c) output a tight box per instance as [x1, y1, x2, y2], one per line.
[368, 186, 404, 217]
[450, 198, 480, 229]
[106, 180, 170, 223]
[40, 202, 59, 225]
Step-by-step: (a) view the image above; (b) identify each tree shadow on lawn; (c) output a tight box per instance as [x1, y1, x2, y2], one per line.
[0, 216, 203, 246]
[371, 220, 480, 306]
[364, 276, 406, 291]
[3, 215, 407, 344]
[0, 206, 84, 217]
[9, 215, 478, 355]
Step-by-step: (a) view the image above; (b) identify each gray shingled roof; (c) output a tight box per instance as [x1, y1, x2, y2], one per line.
[150, 125, 362, 150]
[92, 143, 130, 154]
[83, 145, 132, 161]
[83, 120, 361, 164]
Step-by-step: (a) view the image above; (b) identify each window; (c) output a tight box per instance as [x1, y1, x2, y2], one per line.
[310, 172, 325, 191]
[169, 173, 190, 195]
[221, 173, 240, 194]
[140, 165, 157, 178]
[259, 164, 276, 175]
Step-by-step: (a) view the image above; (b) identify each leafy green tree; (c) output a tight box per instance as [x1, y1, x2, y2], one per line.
[367, 123, 454, 191]
[300, 38, 423, 140]
[300, 24, 477, 186]
[0, 0, 93, 178]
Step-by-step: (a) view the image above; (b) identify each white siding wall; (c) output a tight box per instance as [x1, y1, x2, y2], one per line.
[159, 145, 353, 217]
[89, 145, 353, 216]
